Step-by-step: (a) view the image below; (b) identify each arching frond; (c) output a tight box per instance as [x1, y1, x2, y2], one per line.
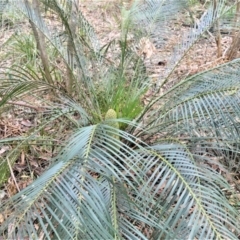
[131, 0, 188, 41]
[0, 123, 238, 239]
[145, 59, 240, 141]
[140, 143, 239, 239]
[156, 0, 235, 88]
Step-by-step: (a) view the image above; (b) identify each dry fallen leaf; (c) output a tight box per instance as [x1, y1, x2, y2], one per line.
[0, 146, 9, 155]
[7, 180, 17, 197]
[20, 120, 33, 127]
[138, 37, 156, 59]
[0, 213, 4, 224]
[0, 190, 6, 200]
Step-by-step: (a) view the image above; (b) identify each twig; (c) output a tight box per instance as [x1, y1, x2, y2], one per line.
[7, 100, 42, 111]
[0, 98, 45, 111]
[198, 56, 225, 69]
[7, 157, 20, 193]
[213, 0, 222, 58]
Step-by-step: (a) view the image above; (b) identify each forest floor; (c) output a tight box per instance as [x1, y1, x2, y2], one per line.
[81, 1, 232, 80]
[0, 0, 239, 208]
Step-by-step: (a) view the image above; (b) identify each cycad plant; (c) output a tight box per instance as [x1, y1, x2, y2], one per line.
[0, 0, 240, 239]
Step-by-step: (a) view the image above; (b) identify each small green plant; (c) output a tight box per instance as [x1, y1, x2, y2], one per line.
[8, 33, 37, 66]
[0, 161, 9, 186]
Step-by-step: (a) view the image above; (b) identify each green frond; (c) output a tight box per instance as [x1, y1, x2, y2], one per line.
[0, 124, 239, 239]
[155, 0, 235, 89]
[0, 124, 134, 239]
[136, 143, 239, 239]
[12, 0, 92, 85]
[0, 67, 50, 107]
[131, 0, 188, 40]
[145, 59, 240, 140]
